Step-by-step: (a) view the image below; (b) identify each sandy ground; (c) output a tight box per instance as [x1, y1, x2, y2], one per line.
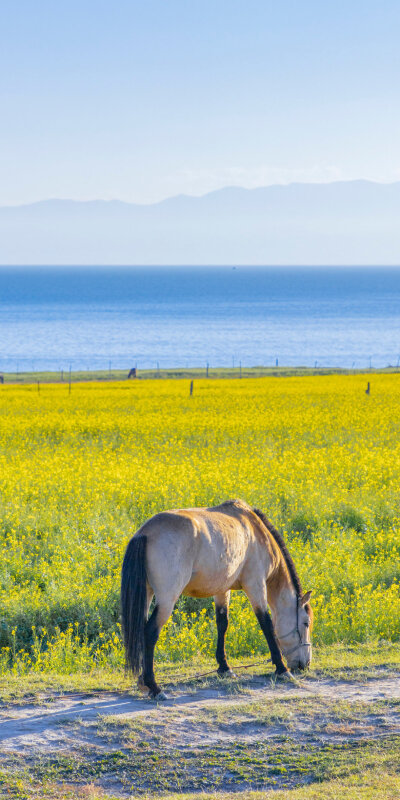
[1, 674, 400, 756]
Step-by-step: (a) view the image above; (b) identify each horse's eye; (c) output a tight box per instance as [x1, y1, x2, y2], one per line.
[304, 620, 310, 628]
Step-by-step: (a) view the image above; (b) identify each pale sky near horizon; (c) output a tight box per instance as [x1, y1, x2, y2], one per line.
[1, 1, 399, 206]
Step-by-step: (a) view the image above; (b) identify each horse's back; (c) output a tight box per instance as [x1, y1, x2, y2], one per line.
[139, 499, 252, 551]
[138, 499, 260, 598]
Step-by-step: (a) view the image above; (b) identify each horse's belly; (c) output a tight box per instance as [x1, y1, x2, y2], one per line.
[184, 578, 242, 598]
[183, 563, 243, 597]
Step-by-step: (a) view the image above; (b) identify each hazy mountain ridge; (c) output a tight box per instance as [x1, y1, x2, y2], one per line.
[1, 181, 400, 265]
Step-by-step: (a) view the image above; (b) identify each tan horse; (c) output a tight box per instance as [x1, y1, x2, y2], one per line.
[121, 499, 313, 698]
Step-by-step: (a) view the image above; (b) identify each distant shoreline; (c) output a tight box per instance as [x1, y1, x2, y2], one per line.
[1, 365, 400, 385]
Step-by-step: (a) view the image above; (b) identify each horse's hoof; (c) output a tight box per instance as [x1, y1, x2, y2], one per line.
[275, 670, 295, 683]
[148, 690, 168, 701]
[217, 669, 237, 678]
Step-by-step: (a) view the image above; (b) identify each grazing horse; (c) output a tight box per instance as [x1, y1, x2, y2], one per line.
[121, 499, 313, 699]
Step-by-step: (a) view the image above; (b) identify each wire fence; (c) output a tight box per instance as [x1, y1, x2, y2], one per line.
[1, 359, 400, 385]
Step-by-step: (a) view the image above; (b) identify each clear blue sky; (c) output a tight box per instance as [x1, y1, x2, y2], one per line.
[1, 0, 399, 205]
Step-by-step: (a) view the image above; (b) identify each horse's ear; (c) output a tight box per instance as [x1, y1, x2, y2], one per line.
[300, 591, 312, 606]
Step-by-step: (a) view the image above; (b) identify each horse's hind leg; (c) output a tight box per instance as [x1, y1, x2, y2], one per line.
[214, 591, 233, 675]
[137, 585, 154, 693]
[143, 597, 177, 699]
[143, 604, 162, 698]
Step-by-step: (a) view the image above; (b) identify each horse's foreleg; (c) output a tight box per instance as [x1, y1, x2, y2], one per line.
[214, 591, 232, 674]
[242, 581, 287, 676]
[254, 608, 287, 675]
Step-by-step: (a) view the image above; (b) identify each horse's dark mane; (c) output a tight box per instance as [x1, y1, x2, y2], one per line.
[252, 508, 303, 596]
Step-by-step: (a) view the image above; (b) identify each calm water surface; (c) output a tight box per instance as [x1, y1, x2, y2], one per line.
[0, 267, 399, 371]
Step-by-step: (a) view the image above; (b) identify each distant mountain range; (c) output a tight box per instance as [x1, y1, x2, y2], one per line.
[1, 180, 400, 265]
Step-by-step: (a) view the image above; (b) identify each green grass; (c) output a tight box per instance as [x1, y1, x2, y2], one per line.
[1, 690, 399, 798]
[23, 737, 400, 792]
[1, 774, 398, 800]
[1, 641, 399, 703]
[140, 774, 400, 800]
[1, 775, 399, 800]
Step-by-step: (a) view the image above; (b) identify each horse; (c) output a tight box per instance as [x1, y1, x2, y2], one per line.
[121, 499, 313, 699]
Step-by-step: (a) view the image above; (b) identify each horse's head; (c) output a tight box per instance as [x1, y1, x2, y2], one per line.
[275, 590, 313, 671]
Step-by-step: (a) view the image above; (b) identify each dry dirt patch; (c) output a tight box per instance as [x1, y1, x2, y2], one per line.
[1, 673, 400, 753]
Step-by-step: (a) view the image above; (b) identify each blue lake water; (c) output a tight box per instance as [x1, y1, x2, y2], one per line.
[0, 266, 400, 371]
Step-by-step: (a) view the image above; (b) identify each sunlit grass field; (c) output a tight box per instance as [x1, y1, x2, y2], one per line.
[1, 373, 400, 674]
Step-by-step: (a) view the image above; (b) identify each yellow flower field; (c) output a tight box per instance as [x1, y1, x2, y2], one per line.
[0, 373, 399, 672]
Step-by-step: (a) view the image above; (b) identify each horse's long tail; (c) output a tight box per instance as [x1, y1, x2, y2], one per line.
[121, 534, 147, 675]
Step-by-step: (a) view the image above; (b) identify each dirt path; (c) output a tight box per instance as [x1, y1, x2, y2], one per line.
[1, 674, 400, 755]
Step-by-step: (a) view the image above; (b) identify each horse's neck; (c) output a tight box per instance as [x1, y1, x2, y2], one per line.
[267, 558, 297, 622]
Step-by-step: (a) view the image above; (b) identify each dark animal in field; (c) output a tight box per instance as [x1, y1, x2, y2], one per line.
[121, 499, 313, 699]
[128, 368, 137, 379]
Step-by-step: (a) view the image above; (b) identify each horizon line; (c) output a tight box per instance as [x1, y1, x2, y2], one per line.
[2, 264, 400, 270]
